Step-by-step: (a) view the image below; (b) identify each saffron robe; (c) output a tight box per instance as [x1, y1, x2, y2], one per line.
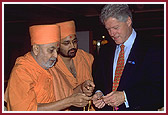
[49, 49, 94, 109]
[4, 52, 56, 111]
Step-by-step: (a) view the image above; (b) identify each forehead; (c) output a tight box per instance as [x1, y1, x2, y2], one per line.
[61, 34, 76, 42]
[40, 42, 59, 49]
[104, 17, 121, 28]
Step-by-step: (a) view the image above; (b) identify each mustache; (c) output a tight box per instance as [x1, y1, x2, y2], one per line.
[68, 48, 77, 53]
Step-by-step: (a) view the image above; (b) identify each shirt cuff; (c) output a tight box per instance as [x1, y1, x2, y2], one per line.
[95, 90, 104, 95]
[123, 90, 129, 108]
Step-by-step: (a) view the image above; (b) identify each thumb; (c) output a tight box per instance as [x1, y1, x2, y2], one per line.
[104, 91, 114, 98]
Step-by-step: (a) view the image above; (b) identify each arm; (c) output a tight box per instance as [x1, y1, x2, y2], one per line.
[7, 65, 91, 111]
[37, 93, 91, 111]
[6, 66, 37, 111]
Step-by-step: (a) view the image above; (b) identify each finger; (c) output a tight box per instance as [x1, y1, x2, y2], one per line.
[97, 95, 104, 100]
[89, 81, 95, 88]
[87, 88, 94, 94]
[92, 95, 97, 101]
[83, 83, 91, 90]
[95, 100, 105, 109]
[92, 94, 101, 101]
[84, 80, 91, 85]
[85, 92, 92, 97]
[107, 103, 112, 107]
[87, 85, 94, 90]
[85, 80, 94, 86]
[77, 101, 88, 107]
[104, 92, 114, 98]
[102, 96, 109, 102]
[94, 100, 102, 107]
[98, 102, 106, 109]
[103, 97, 113, 104]
[103, 92, 114, 102]
[86, 86, 90, 90]
[93, 99, 102, 104]
[89, 86, 94, 91]
[81, 93, 86, 96]
[109, 102, 115, 107]
[113, 101, 120, 107]
[96, 92, 104, 98]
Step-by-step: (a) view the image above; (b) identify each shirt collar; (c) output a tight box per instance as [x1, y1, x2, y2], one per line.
[117, 29, 136, 49]
[123, 29, 136, 48]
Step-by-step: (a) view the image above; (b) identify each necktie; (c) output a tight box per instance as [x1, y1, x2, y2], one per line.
[112, 44, 125, 111]
[113, 44, 125, 91]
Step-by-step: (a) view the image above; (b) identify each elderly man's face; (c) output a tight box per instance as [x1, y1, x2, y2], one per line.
[59, 34, 78, 58]
[35, 42, 59, 69]
[104, 17, 132, 45]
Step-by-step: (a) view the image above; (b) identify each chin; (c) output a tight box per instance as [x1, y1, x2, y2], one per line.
[115, 40, 123, 44]
[69, 52, 77, 58]
[69, 54, 76, 58]
[115, 42, 120, 45]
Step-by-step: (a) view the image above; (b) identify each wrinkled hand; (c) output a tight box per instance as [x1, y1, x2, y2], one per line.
[92, 92, 105, 109]
[81, 80, 95, 96]
[103, 91, 125, 107]
[70, 93, 92, 107]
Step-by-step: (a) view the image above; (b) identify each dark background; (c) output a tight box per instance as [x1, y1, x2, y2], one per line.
[4, 4, 164, 90]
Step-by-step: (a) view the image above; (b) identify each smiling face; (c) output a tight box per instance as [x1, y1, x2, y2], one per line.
[33, 42, 59, 69]
[104, 17, 132, 45]
[59, 34, 78, 58]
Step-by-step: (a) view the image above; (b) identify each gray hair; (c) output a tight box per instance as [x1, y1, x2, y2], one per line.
[100, 4, 132, 25]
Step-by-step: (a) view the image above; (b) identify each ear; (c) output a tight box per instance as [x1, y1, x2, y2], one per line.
[126, 17, 132, 27]
[32, 44, 40, 56]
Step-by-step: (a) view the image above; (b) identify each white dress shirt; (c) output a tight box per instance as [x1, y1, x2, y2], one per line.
[113, 29, 136, 108]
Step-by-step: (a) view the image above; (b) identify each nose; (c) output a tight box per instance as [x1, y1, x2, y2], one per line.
[69, 42, 75, 48]
[53, 50, 58, 58]
[108, 29, 115, 37]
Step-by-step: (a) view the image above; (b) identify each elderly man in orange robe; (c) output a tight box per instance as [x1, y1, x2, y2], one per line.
[49, 20, 95, 111]
[4, 24, 91, 111]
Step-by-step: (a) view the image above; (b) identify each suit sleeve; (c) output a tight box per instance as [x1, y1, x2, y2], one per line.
[93, 44, 114, 94]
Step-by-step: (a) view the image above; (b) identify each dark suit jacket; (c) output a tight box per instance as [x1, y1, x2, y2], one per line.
[93, 31, 164, 111]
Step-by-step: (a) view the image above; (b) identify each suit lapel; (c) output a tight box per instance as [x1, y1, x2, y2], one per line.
[118, 34, 148, 90]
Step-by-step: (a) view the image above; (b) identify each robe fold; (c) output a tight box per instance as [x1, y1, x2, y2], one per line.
[49, 49, 94, 108]
[4, 52, 56, 111]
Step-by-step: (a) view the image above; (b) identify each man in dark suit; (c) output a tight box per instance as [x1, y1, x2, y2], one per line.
[92, 4, 164, 111]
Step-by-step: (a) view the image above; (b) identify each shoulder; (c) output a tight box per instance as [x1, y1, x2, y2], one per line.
[99, 42, 116, 57]
[11, 52, 41, 80]
[9, 63, 34, 84]
[135, 31, 163, 49]
[15, 53, 37, 69]
[134, 31, 164, 61]
[77, 49, 94, 62]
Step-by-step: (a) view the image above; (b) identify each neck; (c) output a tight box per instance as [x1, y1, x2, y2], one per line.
[123, 27, 133, 44]
[129, 27, 133, 37]
[59, 54, 72, 65]
[59, 54, 76, 78]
